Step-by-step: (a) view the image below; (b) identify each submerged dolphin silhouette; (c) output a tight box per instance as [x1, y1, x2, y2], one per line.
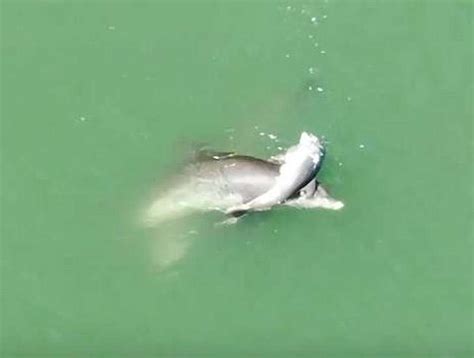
[143, 132, 343, 226]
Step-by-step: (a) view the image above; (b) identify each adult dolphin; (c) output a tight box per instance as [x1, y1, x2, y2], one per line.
[143, 132, 343, 226]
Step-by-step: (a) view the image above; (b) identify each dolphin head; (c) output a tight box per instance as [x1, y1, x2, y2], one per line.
[297, 132, 324, 161]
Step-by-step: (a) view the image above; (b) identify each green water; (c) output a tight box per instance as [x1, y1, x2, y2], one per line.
[1, 0, 472, 356]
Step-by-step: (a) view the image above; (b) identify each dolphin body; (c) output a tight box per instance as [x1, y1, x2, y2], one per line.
[143, 132, 343, 226]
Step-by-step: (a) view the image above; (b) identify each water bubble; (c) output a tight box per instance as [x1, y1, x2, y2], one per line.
[316, 87, 324, 92]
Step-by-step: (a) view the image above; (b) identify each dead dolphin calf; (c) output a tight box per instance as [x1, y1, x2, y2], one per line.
[143, 132, 343, 226]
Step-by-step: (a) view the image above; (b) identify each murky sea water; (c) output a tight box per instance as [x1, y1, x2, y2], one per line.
[1, 1, 472, 356]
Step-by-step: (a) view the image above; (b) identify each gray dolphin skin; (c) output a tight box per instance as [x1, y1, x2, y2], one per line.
[191, 155, 281, 204]
[143, 132, 343, 226]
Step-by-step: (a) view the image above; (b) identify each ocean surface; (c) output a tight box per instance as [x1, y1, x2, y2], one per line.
[1, 0, 472, 356]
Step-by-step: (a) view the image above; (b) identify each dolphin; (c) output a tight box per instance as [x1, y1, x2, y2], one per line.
[143, 132, 343, 226]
